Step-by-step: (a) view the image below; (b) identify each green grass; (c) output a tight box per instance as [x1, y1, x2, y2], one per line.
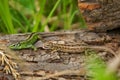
[39, 0, 61, 32]
[85, 53, 118, 80]
[0, 0, 16, 34]
[0, 0, 86, 34]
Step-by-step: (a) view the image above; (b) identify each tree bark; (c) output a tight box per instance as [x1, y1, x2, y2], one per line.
[78, 0, 120, 32]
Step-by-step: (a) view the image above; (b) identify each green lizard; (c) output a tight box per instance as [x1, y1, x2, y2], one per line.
[9, 32, 73, 50]
[9, 33, 41, 50]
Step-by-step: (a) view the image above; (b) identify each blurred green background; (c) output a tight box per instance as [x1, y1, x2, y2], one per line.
[0, 0, 86, 34]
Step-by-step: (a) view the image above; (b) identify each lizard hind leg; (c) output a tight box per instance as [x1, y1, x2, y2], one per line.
[84, 49, 97, 56]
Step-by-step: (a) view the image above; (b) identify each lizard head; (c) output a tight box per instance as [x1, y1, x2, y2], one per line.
[42, 41, 54, 49]
[9, 43, 23, 50]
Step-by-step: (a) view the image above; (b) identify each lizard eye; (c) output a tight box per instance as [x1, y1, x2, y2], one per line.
[12, 44, 17, 47]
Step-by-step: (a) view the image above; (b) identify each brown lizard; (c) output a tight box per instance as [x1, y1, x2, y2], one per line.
[42, 41, 116, 57]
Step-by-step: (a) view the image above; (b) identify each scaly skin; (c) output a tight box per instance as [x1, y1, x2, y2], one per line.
[43, 41, 116, 57]
[9, 33, 40, 50]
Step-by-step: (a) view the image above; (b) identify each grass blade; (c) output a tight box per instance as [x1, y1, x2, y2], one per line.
[0, 0, 15, 34]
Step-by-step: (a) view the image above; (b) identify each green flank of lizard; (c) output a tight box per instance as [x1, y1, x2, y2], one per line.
[9, 33, 41, 50]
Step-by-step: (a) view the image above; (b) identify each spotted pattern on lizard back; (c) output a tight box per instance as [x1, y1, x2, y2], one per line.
[43, 41, 116, 57]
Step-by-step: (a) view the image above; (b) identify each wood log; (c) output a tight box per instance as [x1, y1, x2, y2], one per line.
[0, 30, 120, 80]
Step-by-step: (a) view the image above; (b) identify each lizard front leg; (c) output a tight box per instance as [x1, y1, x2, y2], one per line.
[30, 45, 37, 51]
